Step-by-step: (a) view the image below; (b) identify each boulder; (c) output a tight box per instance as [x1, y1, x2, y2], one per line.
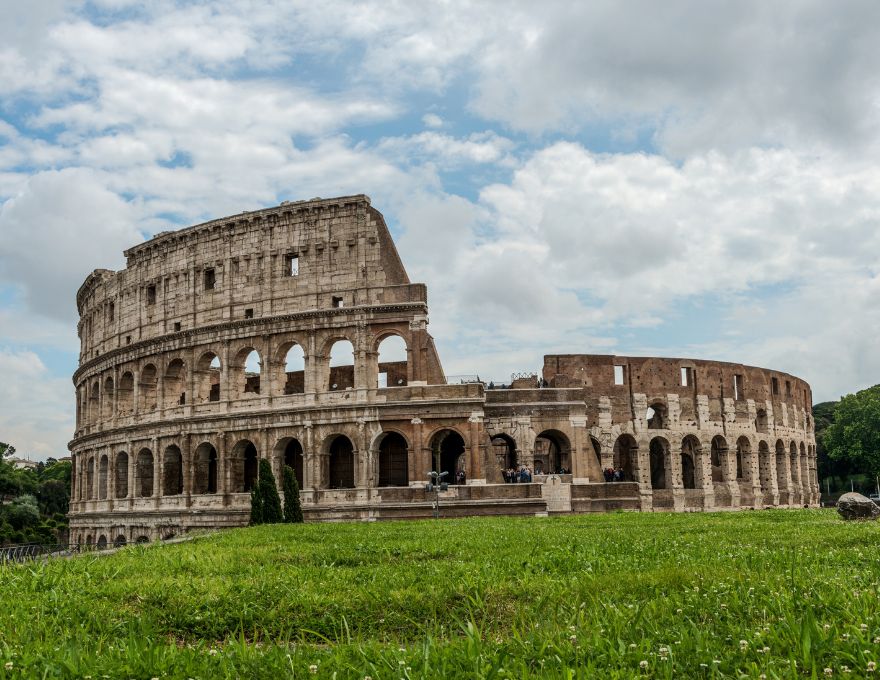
[837, 492, 880, 521]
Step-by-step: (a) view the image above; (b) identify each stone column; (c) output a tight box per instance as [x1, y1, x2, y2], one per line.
[636, 438, 653, 512]
[409, 418, 423, 486]
[669, 444, 685, 511]
[182, 435, 192, 506]
[152, 438, 161, 507]
[569, 415, 589, 483]
[467, 414, 484, 483]
[697, 445, 715, 510]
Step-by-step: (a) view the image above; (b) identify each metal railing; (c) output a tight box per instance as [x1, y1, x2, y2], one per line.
[0, 540, 133, 565]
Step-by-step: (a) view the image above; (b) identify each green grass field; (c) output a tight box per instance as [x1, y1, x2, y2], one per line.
[1, 510, 878, 678]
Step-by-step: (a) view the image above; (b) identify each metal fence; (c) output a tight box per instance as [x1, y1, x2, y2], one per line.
[0, 540, 132, 565]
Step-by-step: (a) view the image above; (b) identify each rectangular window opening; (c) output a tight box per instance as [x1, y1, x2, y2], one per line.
[332, 296, 344, 308]
[734, 374, 743, 401]
[108, 302, 114, 323]
[785, 380, 792, 397]
[680, 366, 692, 387]
[771, 377, 779, 395]
[204, 268, 216, 290]
[613, 365, 625, 386]
[173, 322, 181, 332]
[286, 254, 300, 276]
[378, 372, 388, 388]
[146, 284, 156, 305]
[244, 308, 254, 319]
[126, 336, 132, 345]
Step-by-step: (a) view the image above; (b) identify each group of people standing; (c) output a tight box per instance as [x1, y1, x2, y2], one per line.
[502, 466, 533, 483]
[603, 467, 628, 482]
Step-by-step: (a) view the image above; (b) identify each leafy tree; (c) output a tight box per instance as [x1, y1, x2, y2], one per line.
[282, 465, 304, 523]
[259, 459, 283, 524]
[6, 495, 40, 531]
[823, 385, 880, 479]
[38, 479, 70, 516]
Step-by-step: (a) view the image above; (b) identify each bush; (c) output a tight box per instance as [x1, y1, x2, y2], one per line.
[283, 465, 304, 523]
[249, 484, 264, 525]
[259, 459, 283, 524]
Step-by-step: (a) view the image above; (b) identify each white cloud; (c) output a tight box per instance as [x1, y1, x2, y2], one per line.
[0, 348, 74, 460]
[422, 113, 443, 128]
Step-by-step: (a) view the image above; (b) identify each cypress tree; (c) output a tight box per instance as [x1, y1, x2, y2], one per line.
[283, 465, 304, 523]
[259, 459, 283, 524]
[249, 483, 264, 525]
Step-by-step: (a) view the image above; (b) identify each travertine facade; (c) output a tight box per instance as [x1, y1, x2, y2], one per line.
[69, 195, 819, 545]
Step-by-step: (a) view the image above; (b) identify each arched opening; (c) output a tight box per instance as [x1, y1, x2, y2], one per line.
[378, 432, 408, 487]
[193, 442, 219, 494]
[789, 442, 803, 487]
[328, 435, 355, 488]
[136, 535, 150, 544]
[736, 437, 750, 481]
[680, 436, 700, 489]
[136, 448, 154, 497]
[97, 535, 107, 550]
[612, 435, 637, 481]
[431, 430, 466, 484]
[114, 535, 127, 548]
[281, 344, 306, 395]
[118, 372, 134, 415]
[275, 438, 304, 489]
[102, 377, 114, 420]
[232, 348, 261, 398]
[710, 435, 727, 482]
[139, 364, 158, 411]
[755, 409, 768, 433]
[88, 381, 100, 423]
[328, 340, 355, 391]
[195, 352, 221, 403]
[115, 451, 129, 498]
[98, 455, 109, 499]
[85, 535, 93, 546]
[377, 335, 408, 388]
[535, 430, 570, 475]
[649, 437, 668, 489]
[163, 445, 183, 496]
[491, 434, 517, 480]
[231, 440, 259, 492]
[647, 403, 667, 429]
[163, 358, 186, 408]
[86, 457, 95, 499]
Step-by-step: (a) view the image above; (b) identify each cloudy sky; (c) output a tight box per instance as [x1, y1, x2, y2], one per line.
[2, 0, 880, 459]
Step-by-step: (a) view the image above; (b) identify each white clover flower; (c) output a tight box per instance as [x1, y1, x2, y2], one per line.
[639, 660, 648, 669]
[5, 662, 13, 670]
[825, 668, 833, 677]
[740, 640, 748, 650]
[569, 635, 577, 644]
[867, 661, 876, 672]
[309, 664, 318, 674]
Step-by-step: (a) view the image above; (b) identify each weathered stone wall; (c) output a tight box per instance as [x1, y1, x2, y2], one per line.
[68, 196, 819, 546]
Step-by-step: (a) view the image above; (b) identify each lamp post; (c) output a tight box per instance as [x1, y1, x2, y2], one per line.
[426, 470, 448, 519]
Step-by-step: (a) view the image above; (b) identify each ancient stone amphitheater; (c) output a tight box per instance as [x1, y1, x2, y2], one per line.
[69, 195, 819, 546]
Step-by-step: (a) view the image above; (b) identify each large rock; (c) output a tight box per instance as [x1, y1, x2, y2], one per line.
[837, 492, 880, 521]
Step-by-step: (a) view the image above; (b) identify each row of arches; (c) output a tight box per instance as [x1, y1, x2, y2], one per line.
[77, 334, 410, 426]
[75, 428, 470, 501]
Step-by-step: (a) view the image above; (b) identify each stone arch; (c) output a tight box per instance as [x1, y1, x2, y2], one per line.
[327, 435, 355, 488]
[646, 402, 667, 429]
[85, 534, 93, 547]
[136, 448, 154, 497]
[612, 434, 637, 481]
[86, 456, 95, 499]
[98, 454, 109, 499]
[328, 339, 355, 391]
[490, 433, 518, 475]
[193, 442, 219, 494]
[231, 347, 261, 399]
[534, 429, 571, 475]
[139, 364, 158, 411]
[275, 437, 305, 489]
[649, 437, 669, 489]
[429, 428, 467, 483]
[118, 371, 134, 415]
[114, 535, 127, 548]
[710, 435, 728, 482]
[680, 435, 700, 489]
[163, 358, 187, 408]
[97, 535, 107, 550]
[755, 408, 768, 433]
[102, 376, 114, 420]
[162, 445, 184, 496]
[195, 351, 222, 403]
[376, 334, 408, 388]
[276, 341, 306, 395]
[136, 535, 150, 544]
[88, 380, 100, 423]
[735, 436, 751, 481]
[231, 439, 259, 492]
[377, 431, 409, 487]
[114, 451, 129, 498]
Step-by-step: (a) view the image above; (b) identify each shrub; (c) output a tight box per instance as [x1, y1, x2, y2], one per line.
[283, 465, 304, 523]
[249, 484, 264, 525]
[259, 459, 283, 524]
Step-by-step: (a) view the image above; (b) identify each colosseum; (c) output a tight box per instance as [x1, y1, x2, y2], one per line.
[69, 194, 819, 546]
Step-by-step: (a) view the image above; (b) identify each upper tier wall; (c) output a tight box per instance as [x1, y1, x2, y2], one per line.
[75, 195, 414, 364]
